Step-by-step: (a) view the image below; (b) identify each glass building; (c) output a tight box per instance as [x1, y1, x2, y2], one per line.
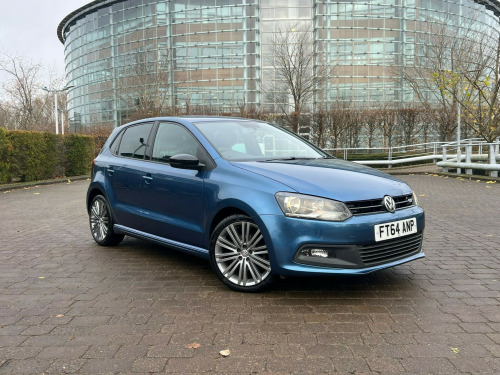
[58, 0, 500, 129]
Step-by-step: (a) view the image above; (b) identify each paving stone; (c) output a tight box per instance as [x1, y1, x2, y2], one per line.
[0, 176, 499, 374]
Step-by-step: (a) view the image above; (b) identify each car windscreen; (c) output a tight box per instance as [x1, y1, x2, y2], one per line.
[193, 120, 326, 161]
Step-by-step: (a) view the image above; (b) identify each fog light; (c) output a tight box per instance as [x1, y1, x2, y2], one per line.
[295, 246, 340, 266]
[310, 249, 329, 258]
[299, 248, 332, 258]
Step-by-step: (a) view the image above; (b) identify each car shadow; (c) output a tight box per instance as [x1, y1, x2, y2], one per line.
[98, 236, 418, 296]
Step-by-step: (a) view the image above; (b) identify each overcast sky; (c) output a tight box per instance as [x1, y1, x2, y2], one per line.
[0, 0, 90, 80]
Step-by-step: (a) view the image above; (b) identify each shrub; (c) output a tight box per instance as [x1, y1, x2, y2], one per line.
[64, 134, 95, 176]
[0, 130, 95, 184]
[0, 128, 10, 184]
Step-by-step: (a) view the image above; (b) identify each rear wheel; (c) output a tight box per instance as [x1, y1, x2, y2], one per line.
[210, 215, 273, 292]
[89, 195, 124, 246]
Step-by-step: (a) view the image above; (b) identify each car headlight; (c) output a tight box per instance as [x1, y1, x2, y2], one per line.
[275, 192, 352, 222]
[412, 192, 419, 206]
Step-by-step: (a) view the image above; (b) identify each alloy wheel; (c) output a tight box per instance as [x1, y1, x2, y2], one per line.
[90, 198, 109, 242]
[214, 220, 271, 287]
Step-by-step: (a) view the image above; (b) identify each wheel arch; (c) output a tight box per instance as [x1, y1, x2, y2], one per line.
[205, 201, 276, 265]
[86, 186, 106, 213]
[209, 206, 249, 236]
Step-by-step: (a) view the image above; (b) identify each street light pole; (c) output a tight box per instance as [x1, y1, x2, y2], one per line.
[457, 103, 461, 174]
[43, 85, 74, 135]
[59, 109, 65, 135]
[54, 92, 59, 135]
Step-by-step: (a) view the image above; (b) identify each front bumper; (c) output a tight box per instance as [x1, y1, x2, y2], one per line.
[258, 206, 425, 276]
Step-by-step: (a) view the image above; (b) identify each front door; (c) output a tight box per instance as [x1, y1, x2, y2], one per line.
[140, 122, 205, 247]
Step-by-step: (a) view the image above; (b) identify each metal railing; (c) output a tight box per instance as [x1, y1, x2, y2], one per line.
[437, 139, 500, 177]
[326, 138, 500, 177]
[326, 141, 449, 167]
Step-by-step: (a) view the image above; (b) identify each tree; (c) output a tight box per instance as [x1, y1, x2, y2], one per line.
[114, 46, 173, 123]
[448, 26, 500, 143]
[0, 52, 67, 132]
[265, 24, 330, 133]
[0, 53, 46, 130]
[380, 104, 398, 148]
[395, 14, 480, 141]
[397, 106, 420, 146]
[361, 108, 382, 151]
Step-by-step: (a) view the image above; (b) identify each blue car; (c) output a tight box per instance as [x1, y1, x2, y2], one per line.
[87, 117, 425, 292]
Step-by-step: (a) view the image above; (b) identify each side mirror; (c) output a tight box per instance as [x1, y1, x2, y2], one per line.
[170, 154, 205, 170]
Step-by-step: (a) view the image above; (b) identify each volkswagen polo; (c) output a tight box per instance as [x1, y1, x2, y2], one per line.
[87, 117, 425, 292]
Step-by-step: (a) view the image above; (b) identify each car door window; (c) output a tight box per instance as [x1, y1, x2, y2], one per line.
[117, 123, 154, 159]
[152, 122, 200, 163]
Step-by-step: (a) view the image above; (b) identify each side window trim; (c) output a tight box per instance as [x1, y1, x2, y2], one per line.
[145, 121, 160, 161]
[110, 129, 124, 156]
[150, 121, 216, 170]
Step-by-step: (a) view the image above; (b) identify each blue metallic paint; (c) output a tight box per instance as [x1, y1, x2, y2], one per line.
[87, 117, 425, 278]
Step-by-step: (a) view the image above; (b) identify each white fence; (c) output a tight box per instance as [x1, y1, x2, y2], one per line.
[437, 139, 500, 178]
[327, 138, 500, 177]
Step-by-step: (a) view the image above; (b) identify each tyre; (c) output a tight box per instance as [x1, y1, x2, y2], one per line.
[89, 195, 124, 246]
[209, 214, 273, 292]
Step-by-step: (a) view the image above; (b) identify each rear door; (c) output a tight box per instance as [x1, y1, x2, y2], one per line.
[107, 122, 154, 230]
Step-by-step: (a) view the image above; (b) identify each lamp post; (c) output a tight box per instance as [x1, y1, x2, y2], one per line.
[42, 85, 74, 135]
[457, 102, 461, 173]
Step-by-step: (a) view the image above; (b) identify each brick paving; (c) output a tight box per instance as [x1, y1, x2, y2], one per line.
[0, 175, 499, 374]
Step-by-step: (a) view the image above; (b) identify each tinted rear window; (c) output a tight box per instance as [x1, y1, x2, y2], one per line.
[117, 123, 154, 159]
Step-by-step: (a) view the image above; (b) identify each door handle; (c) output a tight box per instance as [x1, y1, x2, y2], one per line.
[106, 168, 115, 176]
[142, 175, 153, 184]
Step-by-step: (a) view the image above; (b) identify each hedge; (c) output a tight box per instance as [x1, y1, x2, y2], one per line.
[0, 129, 94, 184]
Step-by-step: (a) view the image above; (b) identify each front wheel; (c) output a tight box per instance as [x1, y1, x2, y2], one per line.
[209, 215, 274, 292]
[89, 195, 124, 246]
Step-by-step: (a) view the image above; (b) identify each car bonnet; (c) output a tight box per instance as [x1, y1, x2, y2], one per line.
[230, 158, 411, 202]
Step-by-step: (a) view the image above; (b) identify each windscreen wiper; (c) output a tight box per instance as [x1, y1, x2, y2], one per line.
[260, 157, 321, 162]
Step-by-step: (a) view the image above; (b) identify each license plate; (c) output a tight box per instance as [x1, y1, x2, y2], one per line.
[374, 218, 417, 242]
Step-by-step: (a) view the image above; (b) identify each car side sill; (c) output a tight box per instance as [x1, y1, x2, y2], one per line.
[114, 224, 210, 260]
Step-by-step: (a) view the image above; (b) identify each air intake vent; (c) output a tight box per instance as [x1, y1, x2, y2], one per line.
[359, 233, 423, 265]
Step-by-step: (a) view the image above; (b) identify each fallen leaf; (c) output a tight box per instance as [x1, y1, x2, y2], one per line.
[219, 349, 230, 357]
[38, 277, 45, 279]
[476, 180, 481, 182]
[451, 347, 460, 354]
[3, 191, 11, 194]
[56, 314, 64, 318]
[486, 186, 491, 189]
[486, 181, 496, 184]
[33, 193, 40, 195]
[184, 342, 201, 349]
[419, 194, 425, 197]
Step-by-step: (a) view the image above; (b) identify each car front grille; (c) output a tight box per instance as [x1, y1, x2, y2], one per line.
[359, 233, 423, 265]
[345, 194, 414, 215]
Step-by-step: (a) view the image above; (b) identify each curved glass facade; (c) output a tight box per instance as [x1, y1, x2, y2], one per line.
[61, 0, 259, 129]
[59, 0, 499, 129]
[314, 0, 498, 106]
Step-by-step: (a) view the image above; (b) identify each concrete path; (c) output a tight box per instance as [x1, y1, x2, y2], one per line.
[0, 176, 499, 374]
